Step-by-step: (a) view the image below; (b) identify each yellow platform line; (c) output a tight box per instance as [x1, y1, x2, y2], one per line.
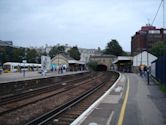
[117, 76, 130, 125]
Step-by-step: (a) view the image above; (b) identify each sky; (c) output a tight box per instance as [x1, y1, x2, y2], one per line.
[0, 0, 165, 51]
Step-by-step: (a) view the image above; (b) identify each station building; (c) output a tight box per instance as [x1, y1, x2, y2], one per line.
[132, 51, 157, 73]
[51, 53, 86, 72]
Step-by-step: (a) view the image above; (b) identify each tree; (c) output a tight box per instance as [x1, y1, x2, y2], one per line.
[27, 49, 39, 63]
[104, 39, 124, 56]
[87, 60, 97, 71]
[12, 47, 25, 62]
[49, 45, 65, 58]
[0, 46, 14, 64]
[68, 46, 81, 60]
[149, 41, 166, 57]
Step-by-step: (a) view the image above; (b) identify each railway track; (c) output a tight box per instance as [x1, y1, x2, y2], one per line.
[25, 72, 119, 125]
[0, 72, 110, 125]
[0, 72, 103, 115]
[0, 72, 95, 106]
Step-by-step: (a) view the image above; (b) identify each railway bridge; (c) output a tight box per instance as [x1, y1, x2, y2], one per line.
[89, 54, 116, 71]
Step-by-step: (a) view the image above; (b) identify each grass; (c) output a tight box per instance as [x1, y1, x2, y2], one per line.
[150, 76, 166, 94]
[160, 85, 166, 94]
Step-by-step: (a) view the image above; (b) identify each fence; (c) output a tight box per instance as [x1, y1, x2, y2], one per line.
[151, 56, 166, 85]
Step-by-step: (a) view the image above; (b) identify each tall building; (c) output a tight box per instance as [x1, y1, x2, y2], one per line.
[131, 25, 166, 55]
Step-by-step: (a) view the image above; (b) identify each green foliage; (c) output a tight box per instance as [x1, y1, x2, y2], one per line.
[0, 46, 41, 64]
[49, 45, 65, 58]
[149, 41, 166, 57]
[0, 46, 14, 64]
[12, 47, 25, 62]
[67, 46, 81, 60]
[160, 85, 166, 94]
[104, 39, 124, 56]
[87, 61, 97, 71]
[26, 49, 39, 63]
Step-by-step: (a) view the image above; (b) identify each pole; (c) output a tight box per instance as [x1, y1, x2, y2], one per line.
[58, 52, 59, 74]
[23, 62, 25, 77]
[147, 50, 150, 85]
[163, 0, 165, 28]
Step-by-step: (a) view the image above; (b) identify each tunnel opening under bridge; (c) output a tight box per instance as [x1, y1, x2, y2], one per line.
[96, 64, 107, 71]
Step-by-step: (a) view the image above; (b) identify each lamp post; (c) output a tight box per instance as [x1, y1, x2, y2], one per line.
[22, 48, 27, 77]
[147, 50, 150, 85]
[58, 52, 59, 74]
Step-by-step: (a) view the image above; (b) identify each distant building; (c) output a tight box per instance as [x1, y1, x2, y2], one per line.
[79, 48, 101, 63]
[45, 46, 53, 54]
[131, 25, 166, 56]
[0, 40, 13, 47]
[44, 43, 101, 63]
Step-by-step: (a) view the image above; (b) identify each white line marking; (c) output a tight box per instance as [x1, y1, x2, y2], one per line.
[115, 86, 122, 93]
[106, 111, 114, 125]
[70, 73, 122, 125]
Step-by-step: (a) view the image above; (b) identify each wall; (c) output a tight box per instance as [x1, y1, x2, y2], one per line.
[133, 51, 157, 66]
[151, 56, 166, 85]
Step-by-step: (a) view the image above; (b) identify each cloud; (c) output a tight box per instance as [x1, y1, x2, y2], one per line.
[0, 0, 164, 51]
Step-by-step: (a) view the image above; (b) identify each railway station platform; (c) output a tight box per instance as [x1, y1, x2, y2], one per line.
[0, 70, 88, 83]
[72, 73, 166, 125]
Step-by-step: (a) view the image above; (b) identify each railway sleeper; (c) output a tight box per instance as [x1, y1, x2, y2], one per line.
[57, 117, 75, 122]
[59, 114, 77, 118]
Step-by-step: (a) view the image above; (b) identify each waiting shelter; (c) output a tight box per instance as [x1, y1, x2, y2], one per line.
[113, 56, 133, 72]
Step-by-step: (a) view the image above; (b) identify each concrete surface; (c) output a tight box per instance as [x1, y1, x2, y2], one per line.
[124, 74, 166, 125]
[0, 70, 88, 83]
[73, 73, 166, 125]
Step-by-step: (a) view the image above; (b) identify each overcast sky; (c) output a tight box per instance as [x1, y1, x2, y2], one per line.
[0, 0, 164, 51]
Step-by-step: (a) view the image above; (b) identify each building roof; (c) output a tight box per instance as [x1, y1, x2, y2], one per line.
[52, 53, 85, 65]
[90, 54, 116, 58]
[113, 56, 133, 64]
[68, 60, 85, 64]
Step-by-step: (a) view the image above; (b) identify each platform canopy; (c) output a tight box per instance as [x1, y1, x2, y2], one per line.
[68, 60, 85, 65]
[113, 56, 133, 64]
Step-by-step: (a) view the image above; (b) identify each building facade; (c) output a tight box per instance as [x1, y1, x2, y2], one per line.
[51, 53, 86, 71]
[79, 48, 101, 63]
[0, 40, 13, 47]
[131, 25, 166, 56]
[45, 43, 101, 63]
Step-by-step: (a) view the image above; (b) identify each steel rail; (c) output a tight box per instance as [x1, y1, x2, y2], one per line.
[0, 72, 94, 106]
[25, 75, 107, 125]
[0, 73, 104, 116]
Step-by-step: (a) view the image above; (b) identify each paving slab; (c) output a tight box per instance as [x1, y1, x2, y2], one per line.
[72, 73, 166, 125]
